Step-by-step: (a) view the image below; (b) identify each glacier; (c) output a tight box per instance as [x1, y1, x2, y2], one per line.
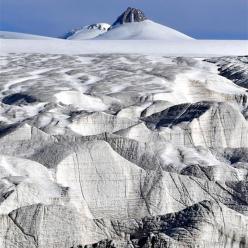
[0, 53, 247, 247]
[0, 6, 248, 248]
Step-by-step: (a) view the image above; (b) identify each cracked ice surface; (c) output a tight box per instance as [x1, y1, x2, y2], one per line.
[0, 54, 248, 247]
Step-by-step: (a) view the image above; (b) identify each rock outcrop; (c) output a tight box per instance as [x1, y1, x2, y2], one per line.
[144, 101, 248, 148]
[207, 56, 248, 89]
[112, 7, 147, 27]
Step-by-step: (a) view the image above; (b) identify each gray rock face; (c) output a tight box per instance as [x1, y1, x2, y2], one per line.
[207, 56, 248, 89]
[0, 54, 248, 247]
[206, 56, 248, 120]
[112, 7, 147, 27]
[143, 101, 248, 149]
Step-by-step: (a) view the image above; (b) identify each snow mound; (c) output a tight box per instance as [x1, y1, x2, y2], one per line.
[66, 23, 110, 40]
[0, 31, 55, 40]
[55, 90, 108, 111]
[0, 155, 62, 214]
[96, 20, 193, 40]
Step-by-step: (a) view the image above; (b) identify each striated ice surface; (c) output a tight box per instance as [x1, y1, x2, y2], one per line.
[0, 54, 247, 247]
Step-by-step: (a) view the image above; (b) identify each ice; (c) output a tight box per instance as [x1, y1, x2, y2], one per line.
[1, 39, 247, 57]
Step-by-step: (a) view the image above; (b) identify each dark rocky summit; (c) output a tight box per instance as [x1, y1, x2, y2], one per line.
[112, 7, 147, 26]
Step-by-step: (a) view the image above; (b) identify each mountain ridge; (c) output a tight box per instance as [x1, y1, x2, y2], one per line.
[65, 23, 110, 40]
[66, 7, 193, 40]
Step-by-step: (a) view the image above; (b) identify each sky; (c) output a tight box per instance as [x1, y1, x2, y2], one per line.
[0, 0, 248, 40]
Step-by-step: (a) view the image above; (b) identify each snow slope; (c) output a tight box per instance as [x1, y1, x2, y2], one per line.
[67, 23, 110, 40]
[0, 31, 55, 40]
[96, 20, 193, 40]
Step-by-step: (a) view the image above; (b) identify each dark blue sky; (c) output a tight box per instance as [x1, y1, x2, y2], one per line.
[0, 0, 248, 39]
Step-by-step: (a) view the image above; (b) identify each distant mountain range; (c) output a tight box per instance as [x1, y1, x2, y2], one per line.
[66, 7, 193, 40]
[0, 7, 193, 41]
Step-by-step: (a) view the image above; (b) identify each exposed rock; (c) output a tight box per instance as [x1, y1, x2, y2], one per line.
[144, 101, 248, 149]
[63, 23, 111, 40]
[112, 7, 147, 27]
[207, 56, 248, 89]
[2, 93, 37, 105]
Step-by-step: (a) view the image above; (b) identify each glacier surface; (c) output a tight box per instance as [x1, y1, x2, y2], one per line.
[0, 53, 247, 247]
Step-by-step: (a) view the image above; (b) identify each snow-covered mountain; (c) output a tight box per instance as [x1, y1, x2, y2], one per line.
[1, 7, 192, 41]
[65, 23, 110, 40]
[96, 20, 193, 40]
[96, 7, 193, 40]
[63, 7, 192, 41]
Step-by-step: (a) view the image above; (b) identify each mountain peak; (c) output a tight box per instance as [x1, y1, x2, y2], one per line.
[62, 23, 110, 39]
[112, 7, 147, 27]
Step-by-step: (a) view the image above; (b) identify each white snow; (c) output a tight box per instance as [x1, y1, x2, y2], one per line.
[68, 29, 105, 40]
[0, 39, 247, 57]
[67, 23, 110, 40]
[96, 20, 193, 40]
[55, 91, 108, 112]
[1, 19, 247, 57]
[0, 155, 62, 214]
[0, 31, 56, 40]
